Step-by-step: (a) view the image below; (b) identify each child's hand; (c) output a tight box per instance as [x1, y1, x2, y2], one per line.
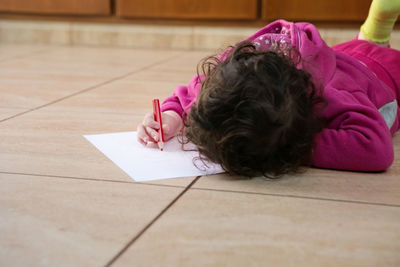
[137, 110, 183, 146]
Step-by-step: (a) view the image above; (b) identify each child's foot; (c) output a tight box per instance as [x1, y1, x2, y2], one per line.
[360, 0, 400, 43]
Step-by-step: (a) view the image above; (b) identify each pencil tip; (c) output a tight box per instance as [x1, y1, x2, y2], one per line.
[158, 142, 164, 151]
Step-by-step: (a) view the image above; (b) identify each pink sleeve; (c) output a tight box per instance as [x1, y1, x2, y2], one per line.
[312, 91, 394, 171]
[160, 75, 203, 117]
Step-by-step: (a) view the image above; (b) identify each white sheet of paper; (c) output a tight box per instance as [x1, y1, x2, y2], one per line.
[84, 131, 224, 182]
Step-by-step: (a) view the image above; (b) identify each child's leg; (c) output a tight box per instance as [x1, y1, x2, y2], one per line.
[359, 0, 400, 45]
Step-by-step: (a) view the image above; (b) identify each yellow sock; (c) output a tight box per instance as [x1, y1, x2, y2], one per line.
[360, 0, 400, 43]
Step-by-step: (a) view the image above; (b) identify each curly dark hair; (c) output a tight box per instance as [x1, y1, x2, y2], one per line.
[184, 41, 326, 178]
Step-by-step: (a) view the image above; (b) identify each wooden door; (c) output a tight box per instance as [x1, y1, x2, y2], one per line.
[262, 0, 370, 21]
[0, 0, 110, 15]
[116, 0, 258, 20]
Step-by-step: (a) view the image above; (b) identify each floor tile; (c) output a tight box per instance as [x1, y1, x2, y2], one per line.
[142, 50, 213, 73]
[194, 135, 400, 206]
[113, 188, 400, 266]
[0, 109, 196, 186]
[17, 46, 179, 76]
[67, 51, 213, 110]
[45, 79, 184, 114]
[0, 46, 179, 109]
[0, 44, 51, 61]
[121, 51, 210, 86]
[0, 107, 26, 121]
[0, 173, 184, 266]
[0, 77, 101, 109]
[127, 68, 196, 84]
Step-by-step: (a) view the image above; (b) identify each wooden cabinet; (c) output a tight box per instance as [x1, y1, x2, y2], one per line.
[115, 0, 258, 20]
[262, 0, 370, 21]
[0, 0, 110, 15]
[0, 0, 374, 22]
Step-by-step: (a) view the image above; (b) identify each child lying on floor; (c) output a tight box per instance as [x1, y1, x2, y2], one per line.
[137, 0, 400, 177]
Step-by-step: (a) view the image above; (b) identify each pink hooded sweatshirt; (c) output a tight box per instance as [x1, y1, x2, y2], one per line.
[161, 20, 399, 172]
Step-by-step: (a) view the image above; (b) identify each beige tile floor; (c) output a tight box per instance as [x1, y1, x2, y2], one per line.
[0, 43, 399, 267]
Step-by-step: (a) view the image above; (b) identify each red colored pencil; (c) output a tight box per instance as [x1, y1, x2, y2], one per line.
[152, 99, 165, 151]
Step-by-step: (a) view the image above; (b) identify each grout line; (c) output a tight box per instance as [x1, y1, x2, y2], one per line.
[0, 76, 126, 123]
[2, 170, 399, 208]
[0, 53, 181, 123]
[0, 171, 191, 189]
[104, 176, 202, 267]
[191, 186, 400, 208]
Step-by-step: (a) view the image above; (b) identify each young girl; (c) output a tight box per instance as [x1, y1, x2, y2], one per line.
[137, 0, 400, 177]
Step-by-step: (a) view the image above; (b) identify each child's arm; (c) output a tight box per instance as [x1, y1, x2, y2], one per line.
[160, 75, 204, 117]
[137, 71, 203, 146]
[312, 91, 394, 171]
[313, 127, 393, 171]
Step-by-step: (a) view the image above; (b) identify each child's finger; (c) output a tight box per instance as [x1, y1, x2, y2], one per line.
[136, 125, 148, 145]
[143, 113, 160, 129]
[137, 124, 155, 144]
[146, 126, 159, 141]
[137, 137, 147, 145]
